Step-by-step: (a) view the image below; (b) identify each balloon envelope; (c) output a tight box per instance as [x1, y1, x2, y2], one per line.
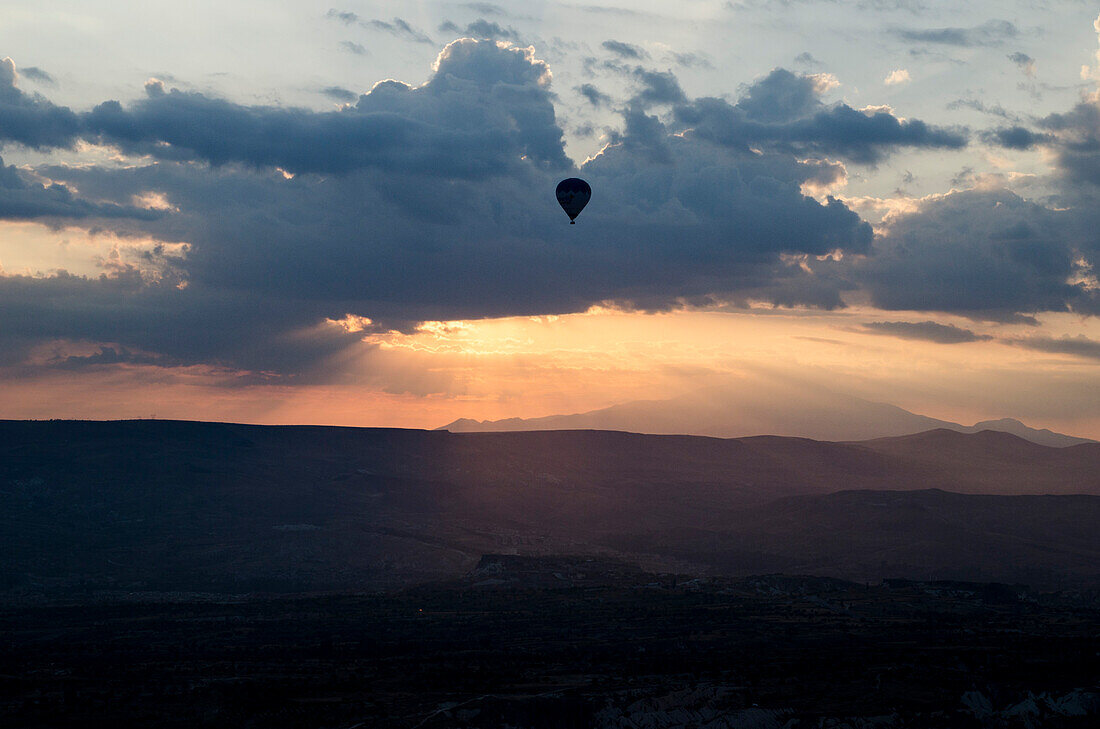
[556, 178, 591, 223]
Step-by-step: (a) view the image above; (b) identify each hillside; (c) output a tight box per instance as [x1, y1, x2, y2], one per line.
[3, 420, 1100, 595]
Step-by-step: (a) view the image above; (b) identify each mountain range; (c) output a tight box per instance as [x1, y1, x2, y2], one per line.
[440, 384, 1095, 447]
[4, 420, 1100, 596]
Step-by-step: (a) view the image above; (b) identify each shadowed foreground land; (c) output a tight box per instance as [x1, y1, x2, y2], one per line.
[3, 558, 1100, 728]
[3, 420, 1100, 726]
[3, 420, 1100, 594]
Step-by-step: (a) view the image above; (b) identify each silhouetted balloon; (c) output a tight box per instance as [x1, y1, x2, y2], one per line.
[556, 178, 591, 224]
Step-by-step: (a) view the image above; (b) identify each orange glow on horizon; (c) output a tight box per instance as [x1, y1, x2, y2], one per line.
[5, 307, 1100, 439]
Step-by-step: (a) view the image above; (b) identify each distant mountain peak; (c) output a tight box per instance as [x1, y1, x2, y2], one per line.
[963, 418, 1094, 448]
[439, 386, 1094, 447]
[975, 417, 1027, 427]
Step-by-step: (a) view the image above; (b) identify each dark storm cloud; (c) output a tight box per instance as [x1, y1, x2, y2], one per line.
[673, 69, 967, 164]
[981, 126, 1050, 150]
[0, 267, 360, 377]
[1038, 97, 1100, 187]
[735, 68, 821, 122]
[20, 66, 55, 85]
[632, 68, 686, 107]
[366, 18, 434, 44]
[1008, 335, 1100, 361]
[589, 62, 687, 107]
[26, 131, 871, 369]
[604, 105, 675, 162]
[576, 83, 611, 107]
[0, 42, 1008, 379]
[861, 320, 993, 344]
[439, 19, 520, 41]
[602, 40, 648, 60]
[894, 19, 1018, 47]
[0, 58, 80, 149]
[855, 188, 1099, 320]
[0, 156, 159, 221]
[83, 41, 570, 177]
[1, 42, 887, 375]
[51, 346, 182, 370]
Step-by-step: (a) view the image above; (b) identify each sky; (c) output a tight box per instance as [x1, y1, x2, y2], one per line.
[1, 1, 1100, 437]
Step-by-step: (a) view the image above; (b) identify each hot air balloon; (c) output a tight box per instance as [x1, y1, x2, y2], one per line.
[556, 178, 591, 224]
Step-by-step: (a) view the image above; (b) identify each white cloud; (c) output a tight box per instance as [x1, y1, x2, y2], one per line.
[884, 68, 911, 86]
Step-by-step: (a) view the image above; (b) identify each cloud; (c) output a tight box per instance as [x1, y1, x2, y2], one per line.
[575, 5, 655, 18]
[366, 17, 434, 44]
[673, 68, 967, 164]
[858, 0, 926, 11]
[861, 320, 993, 343]
[856, 187, 1099, 320]
[1081, 12, 1100, 82]
[602, 40, 648, 60]
[729, 0, 926, 10]
[326, 9, 435, 45]
[320, 86, 357, 103]
[19, 132, 873, 370]
[667, 51, 712, 69]
[1037, 95, 1100, 187]
[1008, 335, 1100, 361]
[439, 19, 520, 42]
[631, 68, 686, 107]
[82, 41, 569, 177]
[947, 98, 1014, 120]
[0, 155, 160, 221]
[1006, 15, 1100, 187]
[0, 42, 894, 377]
[884, 69, 910, 86]
[894, 19, 1018, 47]
[20, 66, 55, 85]
[339, 41, 367, 55]
[19, 42, 1060, 383]
[735, 68, 826, 122]
[1007, 51, 1036, 77]
[0, 267, 354, 377]
[0, 58, 81, 149]
[51, 346, 183, 370]
[325, 9, 359, 24]
[981, 125, 1050, 150]
[589, 62, 687, 107]
[462, 3, 507, 16]
[577, 83, 612, 107]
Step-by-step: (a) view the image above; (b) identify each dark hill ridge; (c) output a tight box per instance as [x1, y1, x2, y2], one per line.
[2, 420, 1100, 595]
[614, 489, 1100, 587]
